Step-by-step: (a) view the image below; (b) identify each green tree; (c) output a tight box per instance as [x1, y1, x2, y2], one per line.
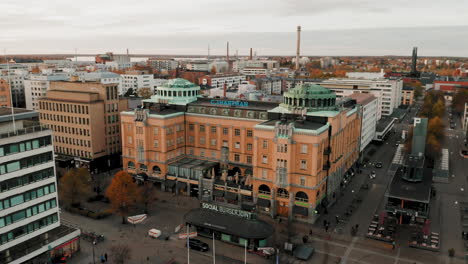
[106, 171, 141, 224]
[59, 168, 92, 207]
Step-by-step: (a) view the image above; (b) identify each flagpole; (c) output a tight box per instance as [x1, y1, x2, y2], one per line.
[244, 240, 247, 264]
[186, 224, 190, 264]
[212, 232, 216, 264]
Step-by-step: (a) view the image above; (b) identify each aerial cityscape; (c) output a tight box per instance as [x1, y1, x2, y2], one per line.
[0, 1, 468, 264]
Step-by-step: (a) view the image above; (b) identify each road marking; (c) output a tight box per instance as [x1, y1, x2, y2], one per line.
[393, 248, 400, 264]
[341, 237, 357, 263]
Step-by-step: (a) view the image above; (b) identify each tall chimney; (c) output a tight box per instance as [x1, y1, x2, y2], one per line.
[223, 83, 227, 98]
[249, 48, 253, 60]
[227, 41, 230, 72]
[411, 47, 418, 74]
[296, 25, 301, 71]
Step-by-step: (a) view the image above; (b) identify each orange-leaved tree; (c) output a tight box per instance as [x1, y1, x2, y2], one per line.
[59, 168, 92, 208]
[106, 171, 141, 224]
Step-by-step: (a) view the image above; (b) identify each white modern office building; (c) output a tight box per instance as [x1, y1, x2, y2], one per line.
[317, 78, 402, 118]
[121, 72, 153, 95]
[0, 109, 80, 263]
[348, 93, 378, 152]
[24, 74, 69, 110]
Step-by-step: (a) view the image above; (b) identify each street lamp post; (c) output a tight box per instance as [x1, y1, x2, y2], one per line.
[92, 240, 96, 264]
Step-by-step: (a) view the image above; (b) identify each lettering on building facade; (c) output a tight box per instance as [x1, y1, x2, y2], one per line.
[210, 100, 249, 107]
[201, 202, 255, 220]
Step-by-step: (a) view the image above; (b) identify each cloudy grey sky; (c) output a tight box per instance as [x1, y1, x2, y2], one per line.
[2, 0, 468, 56]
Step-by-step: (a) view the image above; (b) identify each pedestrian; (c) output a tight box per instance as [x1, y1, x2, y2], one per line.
[104, 253, 108, 262]
[355, 224, 359, 231]
[323, 219, 327, 227]
[309, 229, 313, 236]
[335, 215, 339, 224]
[325, 222, 329, 233]
[100, 255, 105, 263]
[392, 241, 395, 250]
[462, 231, 465, 240]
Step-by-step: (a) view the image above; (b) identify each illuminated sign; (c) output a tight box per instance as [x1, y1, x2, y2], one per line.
[210, 100, 249, 107]
[201, 202, 255, 220]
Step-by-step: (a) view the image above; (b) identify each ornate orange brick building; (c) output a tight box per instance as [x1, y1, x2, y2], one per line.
[121, 78, 361, 223]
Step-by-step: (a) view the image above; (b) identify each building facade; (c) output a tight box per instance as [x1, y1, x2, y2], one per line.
[0, 80, 11, 108]
[24, 74, 69, 110]
[38, 78, 128, 172]
[348, 93, 378, 152]
[147, 59, 179, 72]
[199, 74, 246, 90]
[0, 108, 80, 263]
[401, 87, 414, 105]
[121, 79, 360, 224]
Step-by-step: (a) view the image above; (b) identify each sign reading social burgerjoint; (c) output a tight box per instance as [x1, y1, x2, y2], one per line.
[210, 100, 249, 107]
[201, 202, 255, 220]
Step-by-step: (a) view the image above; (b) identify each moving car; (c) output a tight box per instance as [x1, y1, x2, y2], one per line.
[186, 238, 209, 252]
[375, 162, 383, 168]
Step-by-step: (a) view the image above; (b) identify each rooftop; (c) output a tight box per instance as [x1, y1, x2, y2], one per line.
[387, 167, 433, 203]
[376, 116, 396, 132]
[259, 119, 326, 131]
[160, 78, 198, 89]
[189, 97, 278, 111]
[347, 93, 376, 105]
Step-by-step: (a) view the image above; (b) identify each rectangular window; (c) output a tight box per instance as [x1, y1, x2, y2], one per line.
[247, 156, 252, 164]
[210, 139, 216, 146]
[211, 126, 217, 133]
[262, 140, 268, 149]
[300, 177, 306, 186]
[153, 127, 159, 135]
[247, 143, 252, 151]
[247, 130, 253, 137]
[154, 140, 159, 148]
[189, 124, 194, 131]
[222, 140, 228, 147]
[262, 169, 267, 179]
[200, 150, 205, 157]
[235, 142, 240, 149]
[300, 160, 307, 169]
[223, 128, 228, 135]
[301, 144, 308, 154]
[127, 136, 133, 144]
[211, 151, 216, 158]
[262, 155, 268, 164]
[199, 137, 205, 144]
[199, 125, 205, 132]
[234, 129, 240, 136]
[234, 154, 240, 162]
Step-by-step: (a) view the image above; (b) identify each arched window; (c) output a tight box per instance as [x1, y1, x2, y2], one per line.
[296, 191, 309, 202]
[127, 161, 135, 168]
[258, 184, 271, 194]
[139, 164, 148, 172]
[277, 188, 289, 198]
[153, 165, 161, 174]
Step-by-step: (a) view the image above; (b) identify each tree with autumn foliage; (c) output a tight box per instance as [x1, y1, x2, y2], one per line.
[59, 168, 92, 207]
[210, 66, 217, 75]
[451, 89, 468, 114]
[106, 171, 141, 224]
[137, 87, 153, 99]
[427, 116, 445, 139]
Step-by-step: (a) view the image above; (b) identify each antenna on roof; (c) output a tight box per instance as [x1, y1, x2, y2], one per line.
[4, 49, 16, 133]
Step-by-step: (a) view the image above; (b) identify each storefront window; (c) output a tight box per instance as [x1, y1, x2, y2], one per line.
[239, 238, 248, 247]
[259, 239, 267, 247]
[221, 234, 231, 242]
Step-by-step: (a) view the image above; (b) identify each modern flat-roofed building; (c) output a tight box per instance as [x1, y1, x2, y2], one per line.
[38, 77, 128, 172]
[121, 79, 360, 224]
[199, 74, 246, 90]
[24, 74, 69, 110]
[401, 86, 414, 105]
[0, 108, 80, 263]
[348, 93, 378, 152]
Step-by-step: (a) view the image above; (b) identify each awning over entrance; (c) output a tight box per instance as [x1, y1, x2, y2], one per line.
[176, 181, 187, 191]
[293, 205, 308, 216]
[257, 198, 270, 207]
[165, 180, 176, 188]
[185, 208, 274, 239]
[213, 189, 224, 197]
[225, 192, 238, 200]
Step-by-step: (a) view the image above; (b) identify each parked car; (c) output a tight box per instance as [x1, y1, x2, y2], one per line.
[375, 162, 383, 168]
[369, 171, 376, 179]
[186, 238, 209, 252]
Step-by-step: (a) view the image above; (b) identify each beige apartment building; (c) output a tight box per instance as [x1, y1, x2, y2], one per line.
[39, 77, 128, 172]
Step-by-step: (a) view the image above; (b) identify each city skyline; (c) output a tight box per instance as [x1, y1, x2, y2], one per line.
[1, 0, 468, 56]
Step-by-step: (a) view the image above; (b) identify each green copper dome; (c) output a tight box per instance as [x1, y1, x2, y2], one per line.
[162, 78, 198, 89]
[281, 83, 337, 112]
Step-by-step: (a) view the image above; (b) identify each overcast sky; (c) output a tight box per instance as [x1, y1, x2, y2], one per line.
[2, 0, 468, 56]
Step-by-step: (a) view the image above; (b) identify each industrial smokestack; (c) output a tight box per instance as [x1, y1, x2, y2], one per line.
[249, 48, 253, 60]
[223, 83, 227, 98]
[227, 41, 230, 72]
[296, 25, 301, 71]
[411, 47, 418, 74]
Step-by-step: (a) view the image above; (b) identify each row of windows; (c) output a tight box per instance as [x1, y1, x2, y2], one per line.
[106, 86, 119, 101]
[0, 213, 58, 245]
[0, 136, 51, 157]
[0, 198, 57, 228]
[41, 114, 90, 126]
[0, 152, 52, 175]
[0, 167, 54, 193]
[55, 136, 91, 147]
[40, 101, 89, 114]
[106, 114, 119, 124]
[188, 124, 253, 138]
[0, 183, 56, 211]
[55, 146, 92, 159]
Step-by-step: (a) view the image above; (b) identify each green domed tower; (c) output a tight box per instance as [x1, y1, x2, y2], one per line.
[146, 78, 200, 105]
[280, 83, 337, 112]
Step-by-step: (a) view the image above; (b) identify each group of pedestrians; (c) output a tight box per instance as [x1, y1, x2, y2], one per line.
[99, 253, 108, 263]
